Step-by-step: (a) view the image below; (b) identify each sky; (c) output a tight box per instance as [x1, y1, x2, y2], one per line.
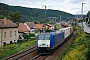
[0, 0, 90, 15]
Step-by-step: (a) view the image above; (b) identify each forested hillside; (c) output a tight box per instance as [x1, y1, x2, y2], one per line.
[0, 3, 75, 23]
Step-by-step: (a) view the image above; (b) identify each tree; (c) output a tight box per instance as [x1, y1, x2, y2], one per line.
[0, 3, 75, 23]
[0, 15, 4, 19]
[8, 11, 21, 22]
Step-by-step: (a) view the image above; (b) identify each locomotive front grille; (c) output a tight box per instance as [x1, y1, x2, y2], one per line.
[37, 47, 50, 52]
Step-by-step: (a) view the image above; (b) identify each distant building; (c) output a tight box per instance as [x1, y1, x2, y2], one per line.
[0, 18, 18, 47]
[24, 22, 35, 33]
[34, 24, 44, 33]
[34, 24, 44, 30]
[46, 24, 54, 30]
[18, 23, 30, 39]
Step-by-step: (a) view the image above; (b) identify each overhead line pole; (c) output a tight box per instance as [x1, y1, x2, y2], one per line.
[81, 3, 86, 29]
[60, 16, 62, 30]
[42, 5, 46, 33]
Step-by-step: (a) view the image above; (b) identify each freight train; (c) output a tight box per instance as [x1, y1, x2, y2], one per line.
[36, 26, 73, 54]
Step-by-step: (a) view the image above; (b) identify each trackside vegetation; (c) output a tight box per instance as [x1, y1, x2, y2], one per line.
[55, 28, 90, 60]
[0, 39, 36, 59]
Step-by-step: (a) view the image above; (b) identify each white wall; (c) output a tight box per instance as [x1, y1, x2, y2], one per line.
[0, 28, 18, 47]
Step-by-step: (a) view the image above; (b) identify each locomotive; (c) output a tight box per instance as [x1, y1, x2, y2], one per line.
[36, 27, 73, 54]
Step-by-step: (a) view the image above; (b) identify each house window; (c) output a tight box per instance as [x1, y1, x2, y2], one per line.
[3, 42, 6, 46]
[14, 40, 16, 42]
[4, 32, 6, 38]
[15, 31, 16, 36]
[10, 41, 12, 44]
[10, 31, 12, 37]
[14, 40, 16, 43]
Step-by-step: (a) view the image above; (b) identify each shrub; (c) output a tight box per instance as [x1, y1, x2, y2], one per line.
[24, 34, 30, 40]
[0, 40, 36, 59]
[29, 33, 35, 37]
[56, 31, 90, 60]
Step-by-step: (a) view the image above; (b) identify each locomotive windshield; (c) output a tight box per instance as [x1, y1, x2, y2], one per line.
[38, 35, 44, 40]
[45, 35, 50, 40]
[38, 34, 50, 40]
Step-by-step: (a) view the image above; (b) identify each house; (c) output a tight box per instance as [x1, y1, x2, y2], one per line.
[45, 24, 54, 32]
[46, 24, 54, 30]
[34, 24, 44, 33]
[24, 22, 35, 33]
[0, 18, 18, 47]
[18, 23, 30, 39]
[34, 24, 44, 30]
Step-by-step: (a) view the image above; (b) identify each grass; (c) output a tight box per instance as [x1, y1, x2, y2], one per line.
[0, 39, 36, 59]
[55, 24, 60, 30]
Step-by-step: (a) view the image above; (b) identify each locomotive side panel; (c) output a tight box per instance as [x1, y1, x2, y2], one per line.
[53, 32, 64, 48]
[50, 33, 55, 49]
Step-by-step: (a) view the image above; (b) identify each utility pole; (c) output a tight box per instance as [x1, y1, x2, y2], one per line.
[81, 3, 86, 29]
[77, 13, 78, 30]
[42, 5, 46, 33]
[42, 5, 46, 22]
[60, 16, 62, 29]
[77, 13, 78, 21]
[76, 13, 78, 26]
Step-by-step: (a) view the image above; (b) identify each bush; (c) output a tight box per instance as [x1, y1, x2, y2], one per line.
[56, 31, 90, 60]
[24, 33, 36, 40]
[0, 40, 36, 59]
[24, 34, 30, 40]
[29, 33, 35, 37]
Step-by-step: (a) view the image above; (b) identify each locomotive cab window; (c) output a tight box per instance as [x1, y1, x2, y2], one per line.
[38, 34, 50, 40]
[45, 35, 50, 40]
[38, 35, 44, 40]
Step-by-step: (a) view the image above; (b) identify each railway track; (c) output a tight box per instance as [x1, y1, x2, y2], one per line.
[31, 54, 49, 60]
[3, 46, 37, 60]
[2, 34, 74, 60]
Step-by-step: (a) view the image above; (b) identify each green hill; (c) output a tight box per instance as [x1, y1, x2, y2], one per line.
[0, 3, 75, 23]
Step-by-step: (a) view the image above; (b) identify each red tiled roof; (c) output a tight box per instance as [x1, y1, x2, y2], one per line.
[18, 23, 30, 32]
[34, 24, 43, 29]
[25, 22, 35, 28]
[0, 19, 18, 28]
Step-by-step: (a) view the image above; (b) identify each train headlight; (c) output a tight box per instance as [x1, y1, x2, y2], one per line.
[39, 45, 41, 46]
[47, 45, 48, 47]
